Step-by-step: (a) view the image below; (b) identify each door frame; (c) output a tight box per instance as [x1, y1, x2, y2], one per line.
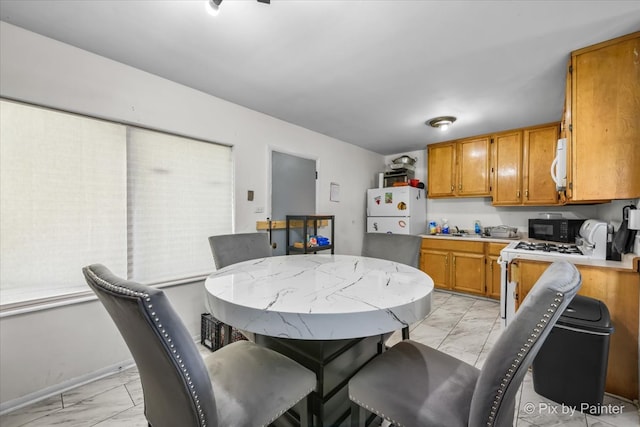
[267, 145, 319, 219]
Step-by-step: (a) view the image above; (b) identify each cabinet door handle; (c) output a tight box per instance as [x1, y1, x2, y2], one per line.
[453, 256, 456, 267]
[516, 190, 521, 198]
[451, 185, 454, 192]
[525, 189, 529, 199]
[459, 184, 462, 191]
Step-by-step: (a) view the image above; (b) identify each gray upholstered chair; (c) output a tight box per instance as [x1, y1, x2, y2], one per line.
[83, 264, 315, 427]
[361, 232, 422, 268]
[362, 232, 422, 339]
[207, 232, 272, 344]
[349, 260, 581, 427]
[208, 232, 272, 270]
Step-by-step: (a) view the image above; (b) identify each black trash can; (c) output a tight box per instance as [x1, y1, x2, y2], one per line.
[532, 294, 614, 415]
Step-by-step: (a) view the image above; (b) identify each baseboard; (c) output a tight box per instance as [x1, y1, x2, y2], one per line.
[434, 289, 499, 303]
[0, 359, 135, 415]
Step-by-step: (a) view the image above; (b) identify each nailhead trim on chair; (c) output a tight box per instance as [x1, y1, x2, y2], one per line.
[348, 395, 406, 427]
[264, 387, 316, 427]
[87, 268, 208, 427]
[484, 292, 564, 427]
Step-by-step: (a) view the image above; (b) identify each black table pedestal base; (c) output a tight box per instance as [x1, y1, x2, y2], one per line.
[256, 334, 382, 427]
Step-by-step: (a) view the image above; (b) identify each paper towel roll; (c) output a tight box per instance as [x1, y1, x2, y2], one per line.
[628, 208, 640, 230]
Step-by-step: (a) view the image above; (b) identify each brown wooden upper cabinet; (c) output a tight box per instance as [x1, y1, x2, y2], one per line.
[427, 142, 456, 197]
[490, 130, 523, 205]
[563, 31, 640, 202]
[428, 125, 559, 205]
[458, 137, 491, 196]
[523, 125, 562, 205]
[491, 123, 561, 206]
[427, 136, 490, 198]
[427, 32, 639, 204]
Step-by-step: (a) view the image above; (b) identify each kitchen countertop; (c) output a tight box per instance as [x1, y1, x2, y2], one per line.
[502, 250, 639, 272]
[420, 233, 519, 244]
[420, 233, 640, 272]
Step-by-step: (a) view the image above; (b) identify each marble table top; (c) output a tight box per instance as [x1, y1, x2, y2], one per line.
[205, 254, 434, 340]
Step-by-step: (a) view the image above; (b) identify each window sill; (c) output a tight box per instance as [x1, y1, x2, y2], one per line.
[0, 273, 211, 318]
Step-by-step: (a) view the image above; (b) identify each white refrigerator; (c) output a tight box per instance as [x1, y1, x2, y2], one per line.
[366, 187, 427, 234]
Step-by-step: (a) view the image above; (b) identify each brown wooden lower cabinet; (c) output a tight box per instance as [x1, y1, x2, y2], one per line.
[485, 243, 504, 300]
[420, 238, 506, 299]
[451, 251, 485, 295]
[512, 259, 639, 401]
[421, 248, 449, 289]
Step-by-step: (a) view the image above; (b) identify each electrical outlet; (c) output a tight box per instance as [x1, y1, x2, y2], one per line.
[255, 207, 264, 213]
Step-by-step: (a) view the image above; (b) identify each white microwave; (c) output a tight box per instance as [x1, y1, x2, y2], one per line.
[383, 170, 414, 187]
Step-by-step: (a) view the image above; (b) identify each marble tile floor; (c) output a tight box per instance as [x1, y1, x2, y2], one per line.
[1, 291, 638, 427]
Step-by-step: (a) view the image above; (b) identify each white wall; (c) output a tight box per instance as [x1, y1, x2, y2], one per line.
[0, 281, 206, 411]
[0, 22, 383, 409]
[595, 199, 640, 231]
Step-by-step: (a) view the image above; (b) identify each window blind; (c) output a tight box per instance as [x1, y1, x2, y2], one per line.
[0, 100, 233, 309]
[0, 100, 127, 306]
[127, 128, 232, 284]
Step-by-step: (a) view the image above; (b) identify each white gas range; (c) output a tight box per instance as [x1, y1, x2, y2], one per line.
[498, 219, 609, 326]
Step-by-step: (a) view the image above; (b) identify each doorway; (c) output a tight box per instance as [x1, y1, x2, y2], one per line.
[271, 151, 316, 256]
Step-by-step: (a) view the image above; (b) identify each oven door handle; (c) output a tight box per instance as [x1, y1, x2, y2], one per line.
[497, 254, 518, 327]
[497, 255, 510, 268]
[498, 255, 507, 322]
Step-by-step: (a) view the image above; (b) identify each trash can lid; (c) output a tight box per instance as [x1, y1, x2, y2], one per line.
[557, 294, 614, 334]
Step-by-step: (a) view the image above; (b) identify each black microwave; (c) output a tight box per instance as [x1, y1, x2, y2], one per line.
[528, 219, 585, 243]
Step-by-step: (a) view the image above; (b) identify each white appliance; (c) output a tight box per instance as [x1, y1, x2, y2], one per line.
[575, 219, 608, 259]
[550, 138, 567, 191]
[629, 209, 640, 255]
[498, 219, 608, 326]
[366, 187, 426, 234]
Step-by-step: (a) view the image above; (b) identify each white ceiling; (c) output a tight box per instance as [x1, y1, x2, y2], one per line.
[1, 1, 639, 155]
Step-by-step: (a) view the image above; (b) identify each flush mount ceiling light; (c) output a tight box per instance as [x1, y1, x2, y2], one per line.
[206, 0, 222, 16]
[427, 116, 457, 131]
[206, 0, 270, 16]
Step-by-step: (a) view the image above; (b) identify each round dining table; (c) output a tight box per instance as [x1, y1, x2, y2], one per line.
[205, 254, 434, 340]
[204, 254, 434, 426]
